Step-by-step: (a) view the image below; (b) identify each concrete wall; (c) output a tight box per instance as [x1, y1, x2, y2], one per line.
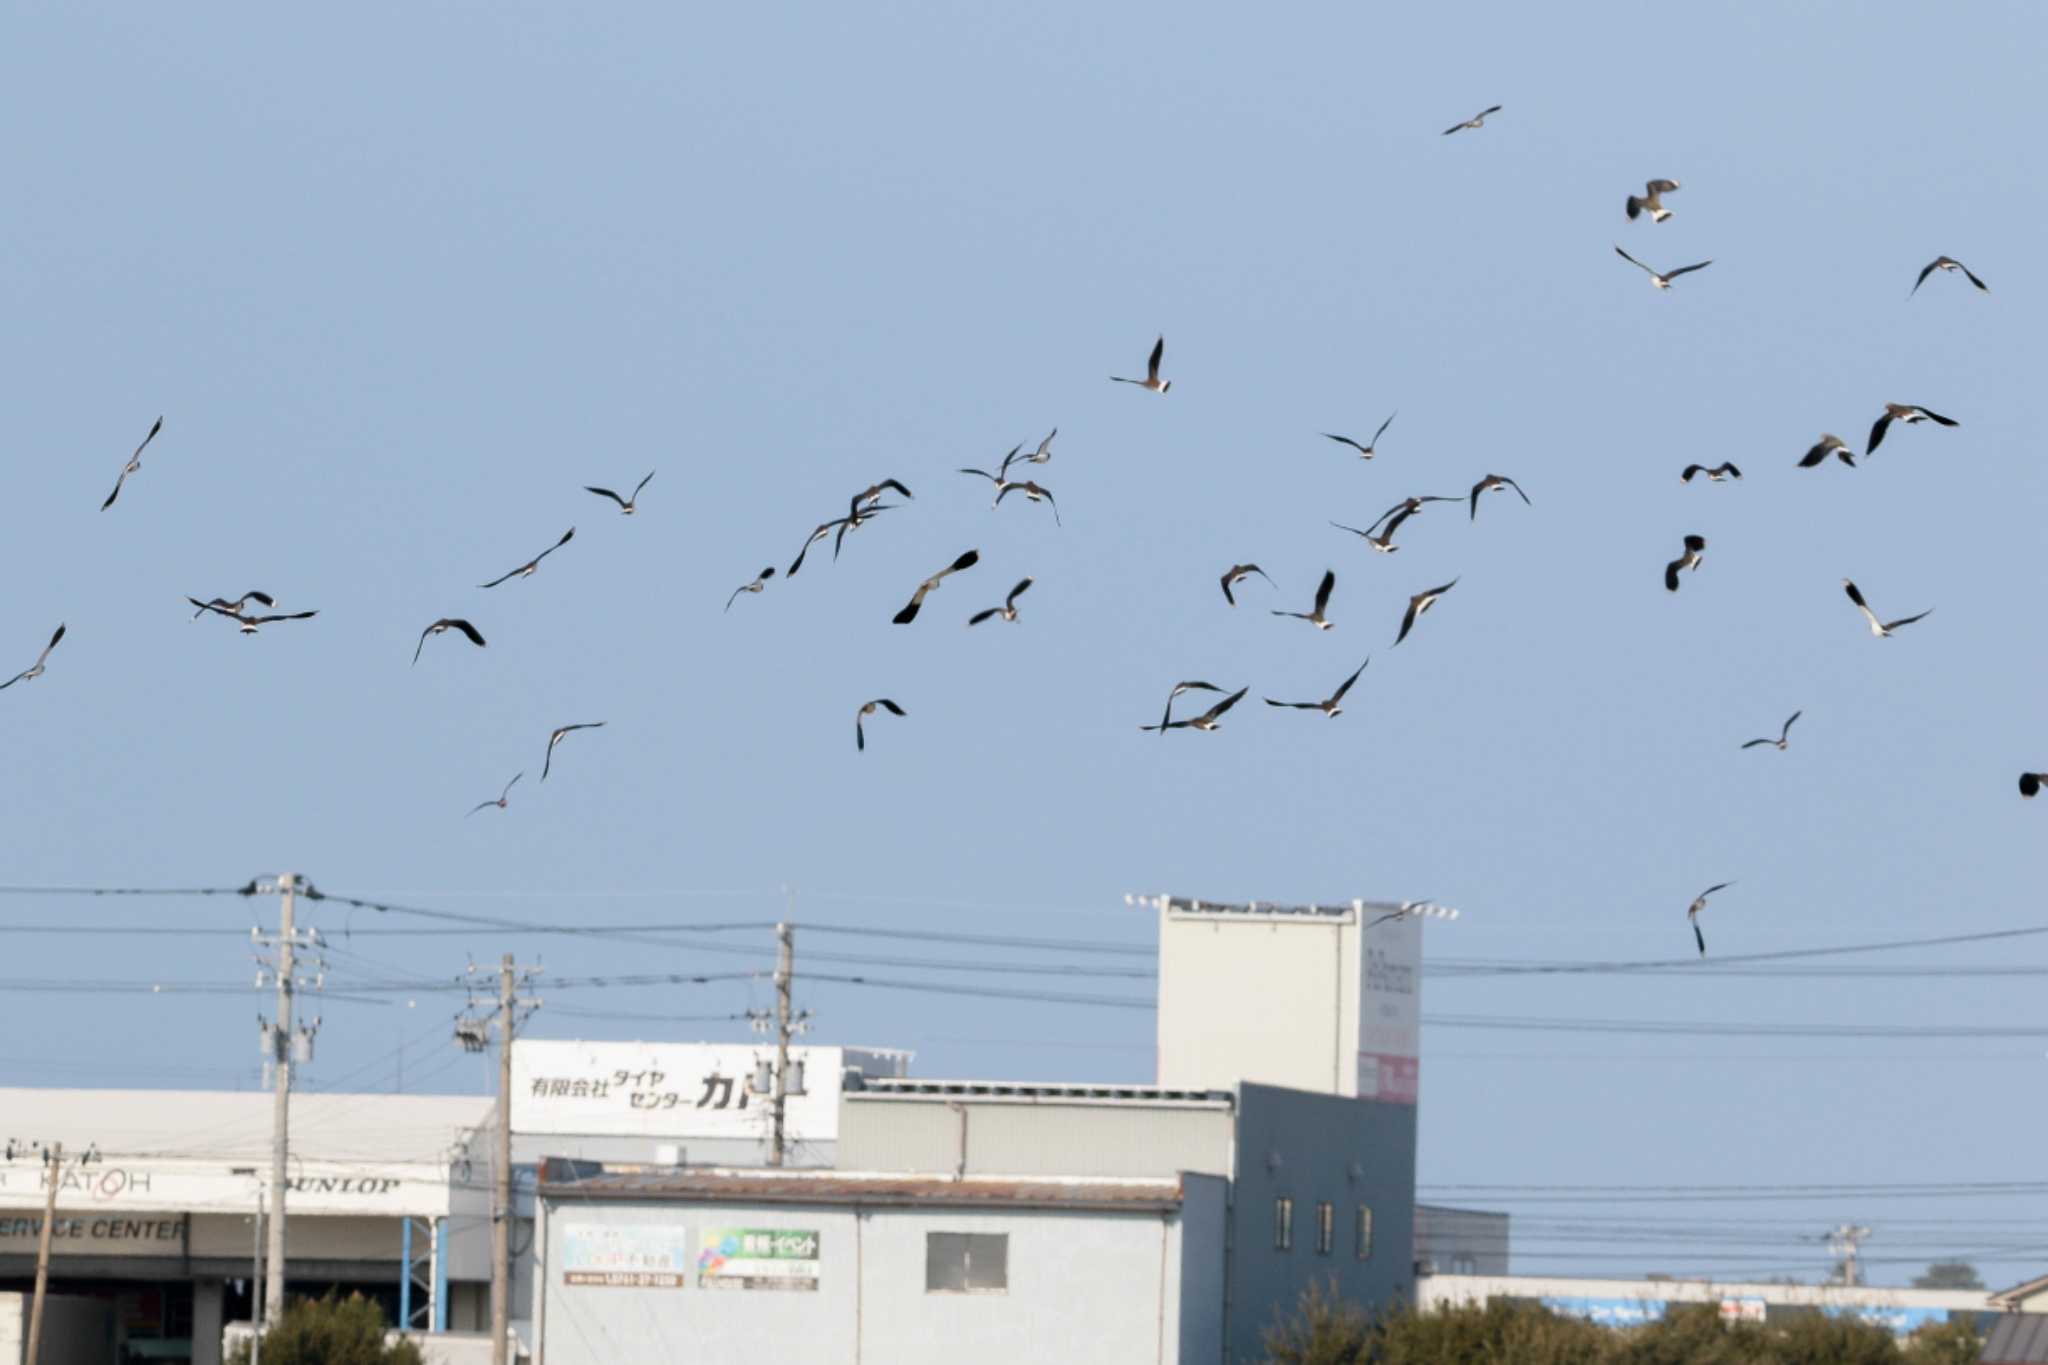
[538, 1196, 1199, 1365]
[0, 1291, 116, 1365]
[1156, 910, 1358, 1096]
[1177, 1175, 1229, 1365]
[840, 1098, 1233, 1178]
[1225, 1084, 1416, 1364]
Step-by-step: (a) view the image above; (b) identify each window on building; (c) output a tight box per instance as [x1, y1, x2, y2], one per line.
[926, 1232, 1008, 1293]
[1315, 1201, 1335, 1255]
[1355, 1205, 1374, 1261]
[1274, 1197, 1294, 1251]
[1451, 1252, 1477, 1274]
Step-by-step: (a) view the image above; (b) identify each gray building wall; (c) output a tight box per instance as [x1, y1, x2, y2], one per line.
[1226, 1084, 1417, 1364]
[839, 1097, 1233, 1178]
[1414, 1205, 1509, 1276]
[537, 1186, 1226, 1365]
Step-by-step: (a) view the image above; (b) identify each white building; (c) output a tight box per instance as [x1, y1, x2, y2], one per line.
[1419, 1272, 1992, 1337]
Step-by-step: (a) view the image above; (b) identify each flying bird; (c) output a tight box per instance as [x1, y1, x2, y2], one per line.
[1110, 337, 1170, 393]
[1016, 430, 1057, 466]
[856, 698, 905, 752]
[958, 449, 1024, 500]
[1393, 579, 1458, 646]
[1798, 434, 1856, 469]
[1681, 463, 1742, 483]
[188, 600, 318, 634]
[1139, 686, 1248, 733]
[1842, 579, 1932, 638]
[583, 471, 655, 515]
[480, 528, 574, 588]
[1625, 178, 1681, 222]
[542, 722, 605, 781]
[189, 591, 275, 620]
[1468, 473, 1530, 520]
[995, 480, 1060, 525]
[1220, 564, 1275, 606]
[1272, 570, 1338, 630]
[1322, 414, 1396, 460]
[414, 618, 486, 665]
[1866, 403, 1959, 456]
[1265, 658, 1370, 718]
[100, 416, 163, 511]
[466, 773, 522, 817]
[968, 578, 1034, 626]
[788, 505, 896, 577]
[1333, 495, 1460, 554]
[726, 567, 776, 612]
[1614, 246, 1712, 290]
[1911, 256, 1989, 297]
[848, 479, 915, 519]
[2022, 773, 2046, 799]
[1741, 711, 1802, 751]
[1153, 680, 1230, 735]
[1441, 105, 1502, 135]
[892, 550, 980, 624]
[0, 624, 65, 691]
[1687, 882, 1734, 956]
[1664, 534, 1706, 592]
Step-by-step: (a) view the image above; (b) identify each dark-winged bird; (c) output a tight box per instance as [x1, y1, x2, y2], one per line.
[584, 471, 655, 514]
[1265, 659, 1370, 719]
[1139, 686, 1248, 733]
[100, 417, 163, 511]
[1110, 336, 1170, 393]
[480, 529, 574, 588]
[969, 578, 1034, 626]
[856, 699, 905, 751]
[542, 722, 605, 781]
[892, 550, 980, 624]
[1273, 570, 1338, 630]
[414, 618, 486, 665]
[0, 624, 65, 691]
[1866, 403, 1958, 456]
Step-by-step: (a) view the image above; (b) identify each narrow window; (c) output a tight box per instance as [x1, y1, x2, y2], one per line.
[926, 1232, 1008, 1293]
[1355, 1205, 1374, 1261]
[1273, 1197, 1294, 1251]
[1315, 1201, 1334, 1255]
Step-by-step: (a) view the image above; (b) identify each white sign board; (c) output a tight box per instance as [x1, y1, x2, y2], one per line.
[0, 1160, 462, 1218]
[1357, 911, 1420, 1104]
[514, 1042, 901, 1142]
[561, 1223, 690, 1289]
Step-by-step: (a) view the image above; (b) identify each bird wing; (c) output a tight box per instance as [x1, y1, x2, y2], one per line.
[1665, 560, 1683, 593]
[502, 773, 524, 800]
[1220, 569, 1239, 605]
[1959, 263, 1989, 292]
[1665, 261, 1712, 280]
[1033, 430, 1056, 459]
[1614, 246, 1656, 276]
[1395, 600, 1420, 645]
[465, 800, 498, 817]
[1646, 179, 1679, 194]
[967, 608, 998, 626]
[996, 446, 1027, 479]
[1146, 336, 1164, 383]
[0, 671, 24, 690]
[856, 715, 865, 751]
[1313, 569, 1335, 614]
[1330, 522, 1373, 540]
[1866, 414, 1892, 455]
[725, 584, 749, 612]
[1625, 194, 1645, 221]
[1468, 481, 1484, 521]
[1264, 699, 1319, 709]
[1330, 657, 1370, 703]
[1910, 260, 1940, 296]
[1480, 105, 1502, 117]
[1782, 711, 1802, 740]
[412, 626, 432, 665]
[1798, 439, 1838, 468]
[633, 470, 657, 499]
[788, 519, 840, 577]
[945, 549, 980, 576]
[584, 486, 627, 507]
[38, 624, 65, 664]
[877, 478, 913, 500]
[892, 590, 927, 625]
[1913, 407, 1959, 427]
[536, 528, 575, 563]
[1842, 579, 1871, 611]
[1740, 738, 1774, 749]
[1322, 433, 1369, 456]
[1883, 609, 1933, 632]
[1006, 578, 1033, 608]
[1203, 687, 1249, 721]
[1681, 465, 1704, 481]
[133, 416, 163, 460]
[1372, 412, 1396, 446]
[1700, 882, 1733, 899]
[957, 467, 998, 484]
[1502, 475, 1530, 504]
[1722, 463, 1742, 479]
[449, 619, 486, 648]
[1693, 921, 1706, 956]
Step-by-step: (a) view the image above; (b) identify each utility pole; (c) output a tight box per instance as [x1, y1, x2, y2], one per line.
[250, 873, 322, 1331]
[26, 1143, 61, 1365]
[770, 923, 794, 1167]
[1825, 1223, 1872, 1286]
[471, 954, 540, 1365]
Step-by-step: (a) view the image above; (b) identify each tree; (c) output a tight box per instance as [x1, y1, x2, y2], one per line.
[1261, 1278, 1373, 1365]
[1898, 1318, 1983, 1365]
[227, 1292, 424, 1365]
[1910, 1261, 1983, 1290]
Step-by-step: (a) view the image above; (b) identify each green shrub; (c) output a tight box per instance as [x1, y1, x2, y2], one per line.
[227, 1292, 423, 1365]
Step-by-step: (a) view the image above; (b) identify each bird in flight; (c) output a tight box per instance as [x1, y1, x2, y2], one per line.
[1441, 105, 1502, 135]
[725, 567, 776, 612]
[1110, 337, 1170, 393]
[542, 722, 604, 781]
[995, 480, 1060, 525]
[189, 591, 276, 621]
[1015, 430, 1057, 466]
[892, 550, 980, 624]
[1140, 686, 1248, 733]
[480, 528, 574, 588]
[848, 479, 915, 520]
[1687, 882, 1734, 956]
[1273, 569, 1338, 630]
[1681, 463, 1742, 483]
[466, 773, 522, 817]
[1625, 178, 1681, 222]
[1468, 473, 1530, 521]
[1741, 711, 1802, 751]
[1614, 246, 1712, 291]
[414, 618, 486, 665]
[959, 449, 1024, 502]
[1153, 680, 1230, 736]
[1334, 495, 1460, 554]
[1798, 434, 1856, 469]
[1322, 414, 1396, 460]
[1394, 579, 1459, 646]
[188, 599, 318, 634]
[584, 471, 655, 515]
[0, 624, 65, 691]
[787, 505, 896, 577]
[1911, 256, 1989, 297]
[856, 698, 905, 752]
[1842, 579, 1931, 638]
[969, 577, 1034, 626]
[1866, 403, 1959, 456]
[1664, 534, 1707, 592]
[2022, 773, 2046, 800]
[100, 416, 163, 511]
[1220, 564, 1275, 606]
[1265, 658, 1370, 719]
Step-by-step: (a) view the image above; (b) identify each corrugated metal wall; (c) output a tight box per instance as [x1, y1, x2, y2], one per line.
[839, 1099, 1234, 1179]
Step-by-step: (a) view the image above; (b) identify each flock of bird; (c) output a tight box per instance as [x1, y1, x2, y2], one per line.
[0, 102, 2026, 960]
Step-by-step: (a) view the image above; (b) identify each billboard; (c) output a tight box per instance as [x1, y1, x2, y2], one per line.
[1357, 909, 1420, 1104]
[696, 1227, 821, 1291]
[513, 1042, 905, 1142]
[561, 1223, 690, 1289]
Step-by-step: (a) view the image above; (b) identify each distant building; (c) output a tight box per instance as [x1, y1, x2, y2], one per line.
[1415, 1204, 1510, 1275]
[1419, 1272, 1992, 1337]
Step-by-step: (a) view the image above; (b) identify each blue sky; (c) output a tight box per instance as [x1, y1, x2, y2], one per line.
[3, 1, 2044, 1286]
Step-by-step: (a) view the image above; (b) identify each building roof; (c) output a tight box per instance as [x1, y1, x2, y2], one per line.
[848, 1078, 1232, 1107]
[0, 1088, 493, 1164]
[1993, 1274, 2048, 1311]
[1983, 1313, 2048, 1364]
[539, 1163, 1188, 1213]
